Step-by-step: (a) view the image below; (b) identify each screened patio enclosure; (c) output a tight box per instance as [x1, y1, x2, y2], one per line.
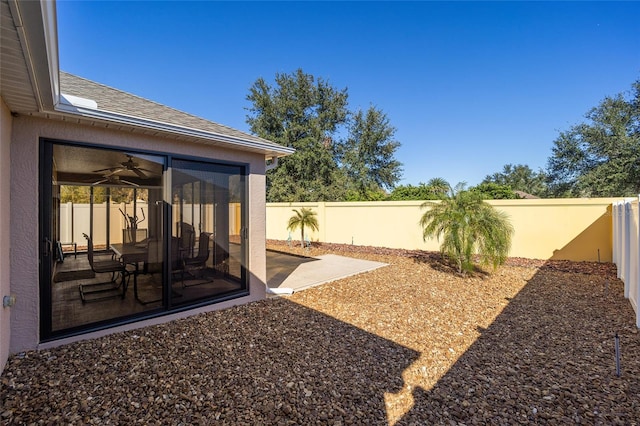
[41, 141, 248, 340]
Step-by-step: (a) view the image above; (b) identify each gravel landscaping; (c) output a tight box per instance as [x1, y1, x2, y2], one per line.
[2, 242, 640, 424]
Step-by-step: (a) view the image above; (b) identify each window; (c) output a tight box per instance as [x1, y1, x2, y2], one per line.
[40, 141, 248, 340]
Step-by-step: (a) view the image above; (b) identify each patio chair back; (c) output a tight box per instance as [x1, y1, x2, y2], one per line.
[184, 232, 212, 267]
[80, 233, 128, 302]
[178, 222, 195, 257]
[170, 236, 182, 272]
[84, 232, 96, 266]
[82, 233, 126, 275]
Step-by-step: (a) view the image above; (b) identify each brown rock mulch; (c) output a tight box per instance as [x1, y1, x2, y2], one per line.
[269, 239, 618, 275]
[2, 243, 639, 425]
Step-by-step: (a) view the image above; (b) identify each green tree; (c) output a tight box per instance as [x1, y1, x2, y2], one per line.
[470, 182, 518, 199]
[60, 185, 145, 204]
[287, 208, 319, 248]
[341, 106, 402, 199]
[61, 185, 107, 204]
[420, 183, 514, 275]
[482, 164, 547, 197]
[246, 69, 349, 202]
[387, 183, 431, 200]
[546, 79, 640, 197]
[425, 177, 450, 199]
[344, 187, 388, 201]
[387, 178, 451, 201]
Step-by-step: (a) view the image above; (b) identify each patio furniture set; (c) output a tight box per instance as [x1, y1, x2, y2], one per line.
[79, 224, 216, 304]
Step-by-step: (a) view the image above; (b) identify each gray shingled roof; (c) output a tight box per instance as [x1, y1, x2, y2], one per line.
[514, 190, 540, 199]
[59, 71, 289, 154]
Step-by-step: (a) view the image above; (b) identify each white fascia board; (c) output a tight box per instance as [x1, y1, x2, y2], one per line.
[7, 0, 58, 111]
[53, 102, 295, 157]
[41, 0, 60, 106]
[8, 0, 58, 110]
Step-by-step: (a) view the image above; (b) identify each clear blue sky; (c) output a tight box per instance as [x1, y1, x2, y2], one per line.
[56, 1, 640, 187]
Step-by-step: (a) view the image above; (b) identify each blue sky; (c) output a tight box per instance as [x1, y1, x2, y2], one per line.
[56, 1, 640, 187]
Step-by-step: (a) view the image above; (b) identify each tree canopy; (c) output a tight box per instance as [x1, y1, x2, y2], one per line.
[389, 178, 519, 201]
[246, 69, 402, 202]
[482, 164, 547, 197]
[248, 70, 639, 201]
[340, 106, 402, 199]
[246, 69, 350, 202]
[470, 182, 518, 200]
[546, 79, 640, 197]
[387, 178, 451, 201]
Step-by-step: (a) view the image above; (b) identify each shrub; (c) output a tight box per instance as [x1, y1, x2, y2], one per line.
[420, 184, 514, 275]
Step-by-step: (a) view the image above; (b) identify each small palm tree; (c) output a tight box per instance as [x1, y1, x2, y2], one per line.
[426, 177, 451, 199]
[420, 183, 513, 275]
[287, 208, 319, 248]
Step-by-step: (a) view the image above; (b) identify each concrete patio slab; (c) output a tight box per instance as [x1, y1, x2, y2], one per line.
[266, 250, 388, 293]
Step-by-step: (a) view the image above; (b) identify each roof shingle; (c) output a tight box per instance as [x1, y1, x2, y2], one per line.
[59, 71, 289, 154]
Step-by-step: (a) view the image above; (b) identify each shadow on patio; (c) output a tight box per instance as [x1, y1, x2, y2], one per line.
[266, 248, 388, 293]
[266, 248, 318, 288]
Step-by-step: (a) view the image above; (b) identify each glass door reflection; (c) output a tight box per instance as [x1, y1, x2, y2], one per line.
[171, 160, 247, 306]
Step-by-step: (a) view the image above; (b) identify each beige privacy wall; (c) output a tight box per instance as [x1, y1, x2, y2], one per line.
[266, 198, 623, 262]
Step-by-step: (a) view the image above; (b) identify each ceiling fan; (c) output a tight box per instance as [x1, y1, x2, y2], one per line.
[92, 154, 154, 179]
[92, 174, 139, 187]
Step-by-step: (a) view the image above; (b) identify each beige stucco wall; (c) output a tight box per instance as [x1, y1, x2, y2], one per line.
[0, 99, 12, 371]
[489, 198, 616, 261]
[10, 115, 267, 353]
[267, 198, 621, 262]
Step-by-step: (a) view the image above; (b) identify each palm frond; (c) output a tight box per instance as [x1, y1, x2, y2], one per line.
[419, 184, 513, 275]
[287, 208, 319, 248]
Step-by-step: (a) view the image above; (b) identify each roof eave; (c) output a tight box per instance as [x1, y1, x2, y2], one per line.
[53, 102, 295, 158]
[12, 0, 294, 159]
[8, 0, 59, 111]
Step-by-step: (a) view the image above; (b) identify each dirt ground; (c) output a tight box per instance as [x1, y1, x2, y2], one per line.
[2, 241, 639, 424]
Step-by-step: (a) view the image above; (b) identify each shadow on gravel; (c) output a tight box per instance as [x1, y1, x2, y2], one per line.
[1, 297, 419, 424]
[409, 251, 494, 278]
[396, 261, 640, 425]
[5, 243, 640, 424]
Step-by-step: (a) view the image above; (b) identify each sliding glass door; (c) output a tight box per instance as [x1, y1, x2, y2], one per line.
[40, 142, 166, 338]
[171, 159, 247, 306]
[40, 140, 248, 340]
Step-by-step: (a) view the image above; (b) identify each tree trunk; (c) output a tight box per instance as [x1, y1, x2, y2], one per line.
[300, 225, 305, 248]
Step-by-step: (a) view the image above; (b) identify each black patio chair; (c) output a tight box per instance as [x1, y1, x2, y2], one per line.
[178, 222, 195, 258]
[134, 237, 184, 304]
[182, 232, 213, 287]
[79, 233, 129, 302]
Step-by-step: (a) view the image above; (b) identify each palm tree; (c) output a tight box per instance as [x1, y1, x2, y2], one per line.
[419, 183, 513, 275]
[287, 208, 319, 248]
[426, 177, 451, 199]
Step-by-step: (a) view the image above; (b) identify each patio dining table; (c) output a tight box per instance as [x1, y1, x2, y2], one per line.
[110, 242, 148, 303]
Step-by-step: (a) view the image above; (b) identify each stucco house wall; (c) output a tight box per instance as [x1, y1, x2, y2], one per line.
[1, 99, 13, 371]
[10, 115, 268, 353]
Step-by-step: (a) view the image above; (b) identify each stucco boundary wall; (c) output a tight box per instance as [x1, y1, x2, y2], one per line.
[267, 198, 624, 263]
